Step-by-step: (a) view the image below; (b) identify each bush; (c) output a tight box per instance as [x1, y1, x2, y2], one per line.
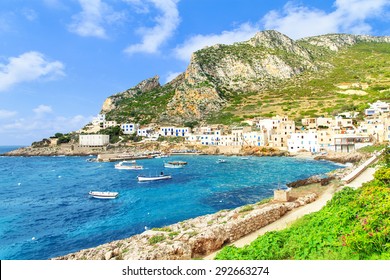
[148, 235, 166, 245]
[373, 167, 390, 185]
[216, 166, 390, 260]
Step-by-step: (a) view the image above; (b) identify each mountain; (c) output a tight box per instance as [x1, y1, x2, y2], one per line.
[101, 30, 390, 126]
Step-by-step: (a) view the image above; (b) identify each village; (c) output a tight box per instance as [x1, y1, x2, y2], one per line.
[76, 100, 390, 154]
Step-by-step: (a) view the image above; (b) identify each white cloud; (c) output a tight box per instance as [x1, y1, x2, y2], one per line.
[124, 0, 181, 55]
[0, 51, 65, 92]
[0, 113, 94, 144]
[0, 109, 17, 119]
[33, 105, 53, 116]
[262, 0, 390, 39]
[69, 0, 108, 38]
[22, 8, 38, 21]
[69, 0, 125, 38]
[173, 23, 259, 62]
[165, 71, 182, 83]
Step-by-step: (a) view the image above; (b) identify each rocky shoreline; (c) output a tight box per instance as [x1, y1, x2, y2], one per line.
[54, 193, 318, 260]
[3, 143, 370, 260]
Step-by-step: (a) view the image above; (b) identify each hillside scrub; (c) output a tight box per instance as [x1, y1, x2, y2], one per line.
[215, 166, 390, 260]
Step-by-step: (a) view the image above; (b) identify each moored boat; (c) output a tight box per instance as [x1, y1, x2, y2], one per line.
[164, 162, 184, 168]
[89, 191, 119, 199]
[217, 159, 227, 163]
[128, 165, 144, 170]
[167, 161, 187, 166]
[137, 174, 172, 182]
[115, 160, 142, 170]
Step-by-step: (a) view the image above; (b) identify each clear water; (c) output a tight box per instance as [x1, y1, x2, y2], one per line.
[0, 146, 342, 259]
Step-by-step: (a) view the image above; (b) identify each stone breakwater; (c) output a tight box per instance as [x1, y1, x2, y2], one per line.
[54, 193, 317, 260]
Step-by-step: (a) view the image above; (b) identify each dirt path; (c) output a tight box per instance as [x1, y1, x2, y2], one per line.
[204, 167, 377, 260]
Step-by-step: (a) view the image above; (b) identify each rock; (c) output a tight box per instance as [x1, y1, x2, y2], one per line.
[101, 75, 161, 114]
[53, 192, 318, 260]
[104, 251, 113, 260]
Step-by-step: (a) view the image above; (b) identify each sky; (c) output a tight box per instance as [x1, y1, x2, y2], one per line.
[0, 0, 389, 145]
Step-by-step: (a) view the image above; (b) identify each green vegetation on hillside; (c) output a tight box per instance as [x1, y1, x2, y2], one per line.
[104, 38, 390, 126]
[105, 86, 176, 125]
[215, 166, 390, 260]
[212, 42, 390, 124]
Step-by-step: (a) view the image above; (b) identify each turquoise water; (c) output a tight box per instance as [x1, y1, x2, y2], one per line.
[0, 146, 343, 259]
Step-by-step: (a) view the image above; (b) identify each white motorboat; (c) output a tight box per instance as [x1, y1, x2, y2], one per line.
[217, 159, 227, 163]
[167, 161, 187, 166]
[164, 162, 184, 168]
[89, 191, 118, 199]
[115, 160, 142, 170]
[137, 174, 172, 182]
[128, 165, 144, 170]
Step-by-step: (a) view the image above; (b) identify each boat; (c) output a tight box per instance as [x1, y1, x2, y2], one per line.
[115, 160, 142, 170]
[164, 162, 184, 168]
[217, 159, 227, 163]
[128, 165, 144, 170]
[167, 161, 187, 166]
[137, 174, 172, 182]
[241, 157, 249, 160]
[89, 191, 118, 199]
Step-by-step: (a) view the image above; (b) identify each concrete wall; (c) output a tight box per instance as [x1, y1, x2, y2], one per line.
[79, 134, 110, 147]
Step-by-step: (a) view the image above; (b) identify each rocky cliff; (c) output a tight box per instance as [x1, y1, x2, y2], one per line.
[99, 30, 390, 125]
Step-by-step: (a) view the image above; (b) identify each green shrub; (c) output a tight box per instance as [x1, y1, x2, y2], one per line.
[239, 205, 254, 213]
[148, 235, 166, 245]
[216, 166, 390, 260]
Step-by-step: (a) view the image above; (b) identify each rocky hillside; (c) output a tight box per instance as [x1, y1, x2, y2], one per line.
[101, 30, 390, 125]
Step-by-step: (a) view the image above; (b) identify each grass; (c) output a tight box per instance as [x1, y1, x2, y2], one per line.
[148, 235, 166, 245]
[357, 144, 387, 154]
[208, 42, 390, 124]
[215, 166, 390, 260]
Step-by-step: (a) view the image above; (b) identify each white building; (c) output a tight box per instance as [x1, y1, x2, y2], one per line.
[137, 127, 154, 137]
[103, 120, 117, 129]
[160, 126, 176, 136]
[288, 132, 319, 153]
[358, 117, 386, 142]
[173, 127, 191, 137]
[79, 134, 110, 147]
[159, 126, 191, 137]
[121, 123, 139, 135]
[243, 131, 266, 146]
[256, 116, 289, 131]
[92, 114, 105, 126]
[365, 100, 390, 116]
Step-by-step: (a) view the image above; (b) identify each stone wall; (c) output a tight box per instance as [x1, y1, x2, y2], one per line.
[54, 193, 317, 260]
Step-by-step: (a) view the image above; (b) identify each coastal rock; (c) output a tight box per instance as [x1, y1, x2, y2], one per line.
[314, 151, 368, 164]
[104, 251, 113, 260]
[54, 192, 318, 260]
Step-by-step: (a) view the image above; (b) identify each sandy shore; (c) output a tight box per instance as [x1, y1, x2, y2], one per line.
[204, 165, 377, 260]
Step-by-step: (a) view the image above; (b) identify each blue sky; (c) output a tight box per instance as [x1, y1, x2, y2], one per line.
[0, 0, 389, 145]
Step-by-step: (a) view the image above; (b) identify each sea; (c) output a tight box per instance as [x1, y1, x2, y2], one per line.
[0, 146, 344, 260]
